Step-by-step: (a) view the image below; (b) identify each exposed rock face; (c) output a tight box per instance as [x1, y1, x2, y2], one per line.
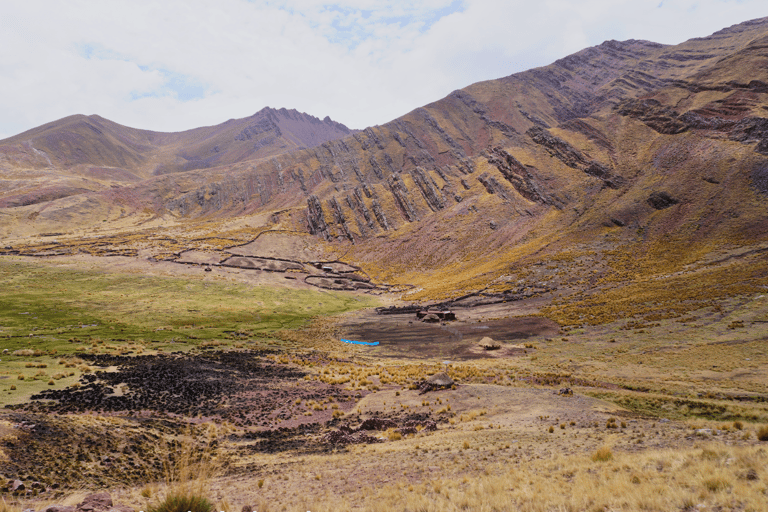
[526, 127, 623, 188]
[526, 126, 591, 169]
[410, 167, 445, 211]
[4, 17, 768, 278]
[486, 147, 556, 206]
[618, 95, 768, 155]
[477, 173, 509, 200]
[647, 191, 681, 210]
[306, 195, 330, 240]
[616, 99, 689, 134]
[329, 196, 354, 242]
[728, 117, 768, 154]
[388, 173, 419, 222]
[752, 163, 768, 194]
[370, 199, 390, 230]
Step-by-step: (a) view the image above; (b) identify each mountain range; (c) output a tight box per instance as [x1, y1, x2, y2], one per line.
[2, 17, 768, 303]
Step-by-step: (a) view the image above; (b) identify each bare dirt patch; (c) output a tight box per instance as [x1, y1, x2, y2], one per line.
[339, 308, 559, 359]
[227, 231, 331, 261]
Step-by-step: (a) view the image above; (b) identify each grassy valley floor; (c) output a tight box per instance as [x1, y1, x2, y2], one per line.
[0, 254, 767, 512]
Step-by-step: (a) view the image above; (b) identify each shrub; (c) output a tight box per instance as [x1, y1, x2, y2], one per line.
[757, 425, 768, 442]
[703, 477, 730, 492]
[733, 421, 743, 430]
[148, 494, 213, 512]
[592, 447, 613, 462]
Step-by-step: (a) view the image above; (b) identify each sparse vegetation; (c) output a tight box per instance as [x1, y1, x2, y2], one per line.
[591, 447, 613, 462]
[3, 22, 768, 509]
[147, 494, 213, 512]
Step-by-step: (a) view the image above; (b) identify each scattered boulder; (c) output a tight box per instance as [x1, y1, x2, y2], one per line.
[41, 506, 76, 512]
[10, 479, 25, 492]
[416, 310, 456, 321]
[76, 492, 113, 512]
[107, 506, 134, 512]
[647, 191, 680, 210]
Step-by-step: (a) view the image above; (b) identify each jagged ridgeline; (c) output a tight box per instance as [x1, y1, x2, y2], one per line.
[2, 17, 768, 286]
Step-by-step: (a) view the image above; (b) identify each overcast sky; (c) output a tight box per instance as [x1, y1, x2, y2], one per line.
[0, 0, 766, 139]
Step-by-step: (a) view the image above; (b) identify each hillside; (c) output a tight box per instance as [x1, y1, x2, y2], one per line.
[1, 18, 767, 305]
[0, 107, 353, 209]
[2, 17, 768, 512]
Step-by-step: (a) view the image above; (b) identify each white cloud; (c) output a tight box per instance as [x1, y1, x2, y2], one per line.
[0, 0, 766, 139]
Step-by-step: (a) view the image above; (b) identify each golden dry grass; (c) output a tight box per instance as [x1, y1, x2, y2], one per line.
[299, 444, 768, 512]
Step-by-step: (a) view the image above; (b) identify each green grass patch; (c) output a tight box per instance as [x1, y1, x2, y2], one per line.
[0, 257, 378, 403]
[586, 390, 768, 423]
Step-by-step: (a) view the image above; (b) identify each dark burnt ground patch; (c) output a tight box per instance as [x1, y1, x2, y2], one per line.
[233, 411, 442, 458]
[0, 411, 204, 492]
[11, 351, 357, 429]
[1, 350, 384, 494]
[340, 315, 558, 359]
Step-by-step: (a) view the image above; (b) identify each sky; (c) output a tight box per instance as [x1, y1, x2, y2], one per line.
[0, 0, 766, 139]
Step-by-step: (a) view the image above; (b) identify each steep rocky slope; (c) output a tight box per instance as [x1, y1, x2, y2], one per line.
[2, 17, 768, 302]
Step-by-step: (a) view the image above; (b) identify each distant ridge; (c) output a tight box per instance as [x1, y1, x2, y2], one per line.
[0, 107, 353, 208]
[1, 16, 768, 304]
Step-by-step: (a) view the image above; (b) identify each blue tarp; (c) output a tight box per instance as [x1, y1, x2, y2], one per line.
[340, 338, 379, 346]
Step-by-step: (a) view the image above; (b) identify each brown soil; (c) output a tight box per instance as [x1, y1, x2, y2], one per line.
[339, 308, 559, 359]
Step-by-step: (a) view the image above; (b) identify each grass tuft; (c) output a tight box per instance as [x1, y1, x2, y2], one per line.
[148, 493, 213, 512]
[591, 447, 613, 462]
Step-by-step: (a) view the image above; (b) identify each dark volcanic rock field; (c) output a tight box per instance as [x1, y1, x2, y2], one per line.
[12, 351, 357, 428]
